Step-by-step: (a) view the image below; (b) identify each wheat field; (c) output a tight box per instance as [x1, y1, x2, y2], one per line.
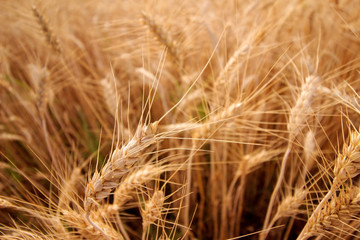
[1, 0, 360, 239]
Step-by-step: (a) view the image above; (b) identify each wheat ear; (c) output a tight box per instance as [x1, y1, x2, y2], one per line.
[216, 44, 249, 85]
[62, 209, 122, 240]
[85, 121, 159, 212]
[333, 129, 360, 187]
[100, 76, 117, 117]
[141, 190, 165, 237]
[141, 11, 181, 67]
[297, 129, 360, 240]
[262, 75, 319, 238]
[302, 130, 317, 177]
[32, 6, 61, 54]
[298, 185, 360, 240]
[113, 164, 162, 208]
[27, 64, 50, 116]
[265, 188, 307, 239]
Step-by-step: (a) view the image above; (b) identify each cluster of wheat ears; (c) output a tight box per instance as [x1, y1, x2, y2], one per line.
[1, 0, 360, 239]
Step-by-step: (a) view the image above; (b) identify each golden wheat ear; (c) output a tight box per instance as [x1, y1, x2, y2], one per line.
[297, 128, 360, 240]
[298, 185, 360, 240]
[262, 75, 321, 237]
[32, 6, 61, 54]
[84, 121, 159, 212]
[141, 11, 181, 68]
[141, 190, 165, 231]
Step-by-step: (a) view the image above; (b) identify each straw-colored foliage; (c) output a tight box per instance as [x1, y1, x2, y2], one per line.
[1, 0, 360, 239]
